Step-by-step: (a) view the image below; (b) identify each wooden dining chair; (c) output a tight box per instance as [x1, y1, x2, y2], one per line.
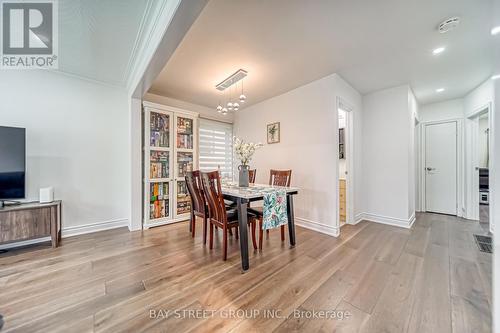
[249, 169, 256, 183]
[201, 171, 257, 260]
[249, 169, 292, 250]
[185, 171, 209, 244]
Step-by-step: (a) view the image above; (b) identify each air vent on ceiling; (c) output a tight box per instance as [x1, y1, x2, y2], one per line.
[438, 17, 460, 33]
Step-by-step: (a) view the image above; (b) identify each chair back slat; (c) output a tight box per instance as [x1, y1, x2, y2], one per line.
[249, 169, 256, 183]
[269, 169, 292, 187]
[201, 171, 227, 223]
[185, 171, 205, 214]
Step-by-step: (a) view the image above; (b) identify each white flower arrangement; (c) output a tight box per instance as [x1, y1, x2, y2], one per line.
[233, 137, 263, 166]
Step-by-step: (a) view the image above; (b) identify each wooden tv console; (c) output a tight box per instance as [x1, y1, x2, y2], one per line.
[0, 201, 61, 248]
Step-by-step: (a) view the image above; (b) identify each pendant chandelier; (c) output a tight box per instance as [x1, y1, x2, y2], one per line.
[215, 69, 247, 115]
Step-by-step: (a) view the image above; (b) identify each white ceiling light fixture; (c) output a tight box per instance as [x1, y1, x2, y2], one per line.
[215, 69, 248, 112]
[491, 74, 500, 80]
[491, 26, 500, 35]
[438, 17, 460, 33]
[432, 47, 446, 55]
[436, 88, 445, 93]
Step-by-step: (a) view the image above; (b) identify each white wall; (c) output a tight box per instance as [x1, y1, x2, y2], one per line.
[0, 71, 129, 233]
[408, 89, 418, 219]
[360, 85, 415, 226]
[419, 98, 464, 122]
[464, 80, 494, 117]
[144, 93, 233, 123]
[233, 74, 362, 236]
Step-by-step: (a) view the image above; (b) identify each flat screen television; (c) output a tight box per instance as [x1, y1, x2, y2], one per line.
[0, 126, 26, 203]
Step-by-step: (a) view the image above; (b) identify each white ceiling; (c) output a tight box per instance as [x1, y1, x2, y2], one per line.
[56, 0, 153, 86]
[150, 0, 496, 108]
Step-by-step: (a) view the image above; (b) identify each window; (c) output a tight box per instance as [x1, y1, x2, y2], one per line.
[199, 118, 233, 179]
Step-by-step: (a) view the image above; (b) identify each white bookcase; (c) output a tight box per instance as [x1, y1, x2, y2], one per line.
[143, 101, 198, 229]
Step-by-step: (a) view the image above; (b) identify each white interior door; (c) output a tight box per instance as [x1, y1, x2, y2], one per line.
[425, 121, 457, 215]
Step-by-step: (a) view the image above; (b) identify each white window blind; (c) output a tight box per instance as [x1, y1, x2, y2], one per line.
[199, 118, 233, 179]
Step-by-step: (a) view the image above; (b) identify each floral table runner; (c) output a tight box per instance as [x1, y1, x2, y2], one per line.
[221, 183, 288, 230]
[262, 189, 288, 230]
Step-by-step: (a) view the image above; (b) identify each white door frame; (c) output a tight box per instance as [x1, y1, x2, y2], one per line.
[419, 118, 464, 216]
[465, 102, 492, 222]
[336, 97, 355, 228]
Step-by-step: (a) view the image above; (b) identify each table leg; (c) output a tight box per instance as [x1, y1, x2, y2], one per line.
[237, 198, 249, 272]
[286, 194, 296, 247]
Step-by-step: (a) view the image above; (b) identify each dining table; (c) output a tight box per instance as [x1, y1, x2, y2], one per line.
[221, 182, 299, 272]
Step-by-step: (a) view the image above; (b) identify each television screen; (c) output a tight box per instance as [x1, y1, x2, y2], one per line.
[0, 126, 26, 200]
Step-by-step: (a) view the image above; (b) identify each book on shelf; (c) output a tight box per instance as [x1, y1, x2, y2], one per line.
[177, 117, 193, 134]
[177, 200, 191, 214]
[150, 112, 170, 147]
[177, 152, 193, 177]
[150, 151, 169, 178]
[150, 199, 169, 219]
[150, 182, 169, 201]
[177, 133, 193, 149]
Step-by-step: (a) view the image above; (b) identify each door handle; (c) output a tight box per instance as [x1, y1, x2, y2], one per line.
[426, 167, 435, 171]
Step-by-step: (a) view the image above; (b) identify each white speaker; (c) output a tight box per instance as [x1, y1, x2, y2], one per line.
[40, 187, 54, 203]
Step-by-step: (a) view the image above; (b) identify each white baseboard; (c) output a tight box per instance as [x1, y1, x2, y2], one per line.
[295, 217, 340, 237]
[62, 218, 129, 238]
[355, 212, 415, 229]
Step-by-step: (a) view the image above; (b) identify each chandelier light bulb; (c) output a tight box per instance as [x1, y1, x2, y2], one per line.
[239, 94, 246, 103]
[233, 102, 239, 108]
[234, 107, 239, 111]
[216, 105, 222, 112]
[222, 107, 228, 113]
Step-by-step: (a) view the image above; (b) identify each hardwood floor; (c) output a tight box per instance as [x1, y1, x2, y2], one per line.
[0, 213, 491, 332]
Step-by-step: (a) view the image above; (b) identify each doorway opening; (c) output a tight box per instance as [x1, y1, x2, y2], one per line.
[466, 104, 492, 233]
[337, 97, 354, 229]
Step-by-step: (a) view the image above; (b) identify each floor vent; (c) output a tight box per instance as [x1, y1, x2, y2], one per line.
[474, 234, 493, 254]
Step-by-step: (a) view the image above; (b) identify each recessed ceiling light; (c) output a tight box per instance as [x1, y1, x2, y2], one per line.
[492, 74, 500, 80]
[491, 26, 500, 35]
[436, 88, 445, 93]
[432, 47, 445, 55]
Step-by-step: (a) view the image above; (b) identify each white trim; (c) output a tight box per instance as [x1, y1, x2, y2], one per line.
[142, 101, 200, 117]
[0, 237, 51, 250]
[143, 216, 189, 229]
[62, 218, 129, 238]
[355, 212, 415, 229]
[295, 217, 340, 237]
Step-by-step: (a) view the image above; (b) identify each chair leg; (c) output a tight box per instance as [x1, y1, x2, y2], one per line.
[266, 229, 270, 239]
[223, 225, 228, 261]
[259, 220, 264, 251]
[202, 216, 207, 245]
[251, 220, 257, 250]
[281, 225, 285, 242]
[235, 226, 239, 240]
[209, 223, 214, 250]
[189, 211, 193, 233]
[228, 227, 233, 236]
[191, 215, 196, 238]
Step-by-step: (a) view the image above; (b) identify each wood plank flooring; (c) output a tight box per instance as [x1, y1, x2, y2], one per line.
[0, 213, 492, 332]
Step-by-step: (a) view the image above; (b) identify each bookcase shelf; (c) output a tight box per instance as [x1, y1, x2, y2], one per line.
[143, 102, 198, 229]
